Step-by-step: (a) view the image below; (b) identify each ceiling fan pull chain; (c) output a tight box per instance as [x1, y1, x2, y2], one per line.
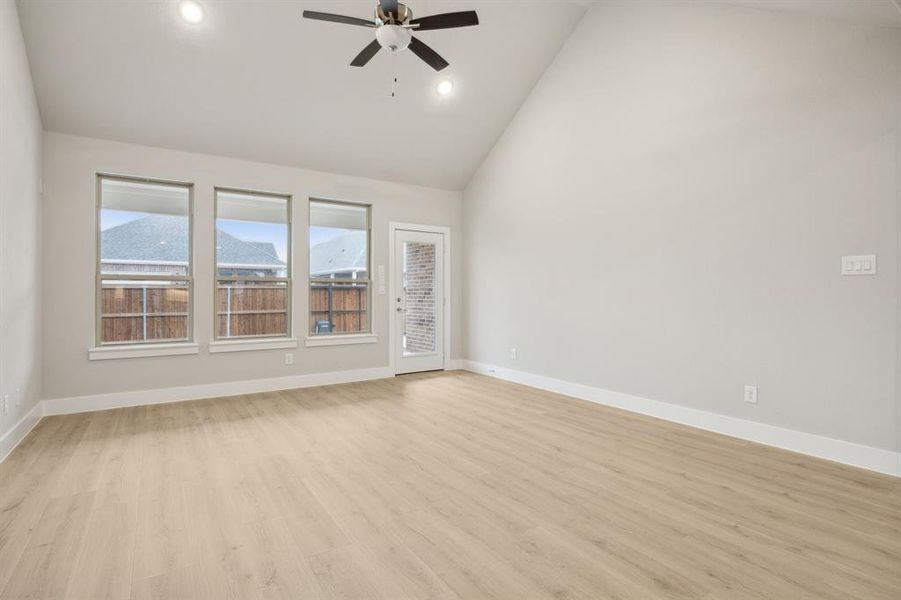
[391, 49, 398, 98]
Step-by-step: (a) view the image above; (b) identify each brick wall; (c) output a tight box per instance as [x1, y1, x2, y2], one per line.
[404, 242, 436, 354]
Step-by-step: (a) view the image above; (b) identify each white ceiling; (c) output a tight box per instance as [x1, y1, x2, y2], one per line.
[16, 0, 588, 190]
[16, 1, 900, 191]
[721, 0, 901, 27]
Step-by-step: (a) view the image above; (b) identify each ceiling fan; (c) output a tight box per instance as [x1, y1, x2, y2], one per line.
[302, 1, 479, 71]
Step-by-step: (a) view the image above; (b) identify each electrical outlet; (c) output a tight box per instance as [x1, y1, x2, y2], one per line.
[510, 348, 517, 360]
[743, 385, 758, 404]
[284, 352, 294, 366]
[2, 395, 9, 415]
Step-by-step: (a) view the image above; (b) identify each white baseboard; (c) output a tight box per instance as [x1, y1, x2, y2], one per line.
[43, 366, 394, 416]
[10, 361, 898, 478]
[463, 361, 901, 478]
[0, 401, 44, 463]
[2, 362, 464, 461]
[445, 359, 465, 370]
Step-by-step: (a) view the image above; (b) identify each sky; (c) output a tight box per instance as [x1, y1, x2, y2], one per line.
[101, 209, 353, 263]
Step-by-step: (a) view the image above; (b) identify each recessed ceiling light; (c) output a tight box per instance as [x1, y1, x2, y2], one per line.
[178, 1, 204, 24]
[436, 79, 454, 96]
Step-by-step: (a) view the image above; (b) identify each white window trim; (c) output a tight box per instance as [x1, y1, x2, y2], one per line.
[209, 337, 298, 353]
[305, 333, 378, 347]
[89, 342, 199, 361]
[214, 187, 293, 341]
[308, 198, 373, 339]
[95, 173, 195, 349]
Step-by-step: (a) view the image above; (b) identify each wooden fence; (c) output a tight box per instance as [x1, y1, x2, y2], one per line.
[100, 284, 189, 343]
[100, 282, 366, 343]
[216, 284, 287, 338]
[310, 283, 368, 334]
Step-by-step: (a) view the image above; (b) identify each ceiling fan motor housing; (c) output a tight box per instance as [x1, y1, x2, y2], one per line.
[376, 24, 412, 51]
[376, 2, 412, 24]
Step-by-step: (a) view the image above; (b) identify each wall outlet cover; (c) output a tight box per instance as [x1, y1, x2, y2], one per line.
[743, 385, 758, 404]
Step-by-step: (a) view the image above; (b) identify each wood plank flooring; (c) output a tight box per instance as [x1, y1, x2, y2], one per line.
[1, 371, 899, 599]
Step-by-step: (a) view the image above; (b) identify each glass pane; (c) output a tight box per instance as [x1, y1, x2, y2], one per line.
[402, 241, 437, 356]
[217, 281, 288, 338]
[310, 201, 368, 280]
[309, 282, 369, 335]
[100, 178, 190, 276]
[216, 191, 288, 278]
[100, 280, 189, 344]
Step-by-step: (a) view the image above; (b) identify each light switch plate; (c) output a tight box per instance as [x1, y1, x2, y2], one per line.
[841, 255, 876, 275]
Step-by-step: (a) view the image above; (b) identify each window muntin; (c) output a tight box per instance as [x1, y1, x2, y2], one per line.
[97, 175, 193, 345]
[309, 200, 371, 335]
[215, 189, 291, 339]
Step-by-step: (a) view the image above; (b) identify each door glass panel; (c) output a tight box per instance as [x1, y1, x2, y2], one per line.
[402, 241, 437, 356]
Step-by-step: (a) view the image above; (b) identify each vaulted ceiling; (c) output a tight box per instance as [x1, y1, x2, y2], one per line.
[16, 0, 588, 190]
[16, 1, 900, 190]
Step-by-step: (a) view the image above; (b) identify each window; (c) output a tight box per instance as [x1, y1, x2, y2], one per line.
[97, 175, 192, 345]
[215, 189, 291, 339]
[309, 200, 370, 335]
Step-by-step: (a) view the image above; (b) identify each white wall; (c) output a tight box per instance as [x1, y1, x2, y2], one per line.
[42, 132, 462, 401]
[0, 0, 43, 453]
[463, 2, 901, 452]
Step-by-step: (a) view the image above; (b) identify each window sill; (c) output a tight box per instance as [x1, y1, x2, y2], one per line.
[209, 338, 298, 353]
[305, 333, 378, 347]
[88, 342, 200, 361]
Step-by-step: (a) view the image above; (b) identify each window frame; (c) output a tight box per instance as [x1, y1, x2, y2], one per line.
[95, 173, 195, 347]
[213, 187, 293, 341]
[308, 198, 372, 337]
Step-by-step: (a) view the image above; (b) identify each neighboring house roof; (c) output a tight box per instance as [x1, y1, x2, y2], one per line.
[246, 241, 281, 262]
[310, 231, 367, 277]
[101, 214, 284, 267]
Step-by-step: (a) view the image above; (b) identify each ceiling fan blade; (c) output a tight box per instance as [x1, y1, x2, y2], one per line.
[409, 11, 479, 31]
[379, 0, 399, 16]
[350, 39, 382, 67]
[408, 37, 449, 71]
[302, 11, 375, 28]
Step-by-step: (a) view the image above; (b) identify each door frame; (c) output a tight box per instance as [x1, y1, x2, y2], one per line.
[388, 222, 451, 375]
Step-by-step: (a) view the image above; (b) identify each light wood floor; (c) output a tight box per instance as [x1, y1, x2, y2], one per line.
[1, 372, 899, 599]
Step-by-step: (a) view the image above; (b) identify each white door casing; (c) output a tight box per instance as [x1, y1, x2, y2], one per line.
[389, 224, 449, 375]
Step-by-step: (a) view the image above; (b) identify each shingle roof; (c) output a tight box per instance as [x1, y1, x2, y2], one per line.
[101, 214, 284, 266]
[310, 231, 367, 276]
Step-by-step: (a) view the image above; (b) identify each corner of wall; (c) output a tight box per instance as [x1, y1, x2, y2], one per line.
[0, 0, 45, 448]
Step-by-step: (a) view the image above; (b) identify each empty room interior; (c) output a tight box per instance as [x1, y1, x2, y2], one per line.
[1, 0, 901, 598]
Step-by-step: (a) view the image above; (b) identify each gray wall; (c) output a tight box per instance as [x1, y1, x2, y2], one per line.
[42, 132, 462, 400]
[463, 2, 901, 451]
[0, 0, 42, 439]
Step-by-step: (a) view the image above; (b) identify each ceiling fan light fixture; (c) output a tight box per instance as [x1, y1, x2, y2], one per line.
[375, 24, 412, 51]
[178, 0, 204, 24]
